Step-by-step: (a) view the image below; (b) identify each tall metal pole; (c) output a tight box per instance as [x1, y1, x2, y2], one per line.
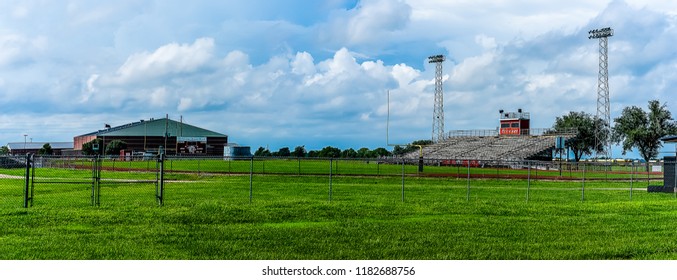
[428, 55, 445, 142]
[249, 156, 253, 204]
[588, 27, 613, 160]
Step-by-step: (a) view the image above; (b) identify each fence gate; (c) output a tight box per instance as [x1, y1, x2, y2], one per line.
[23, 155, 94, 208]
[20, 154, 163, 208]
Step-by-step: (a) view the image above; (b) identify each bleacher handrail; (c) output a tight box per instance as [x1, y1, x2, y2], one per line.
[445, 128, 577, 138]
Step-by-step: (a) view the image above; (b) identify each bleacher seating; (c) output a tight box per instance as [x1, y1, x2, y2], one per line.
[403, 135, 563, 161]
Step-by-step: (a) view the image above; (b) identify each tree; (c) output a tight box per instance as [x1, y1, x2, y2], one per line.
[0, 146, 9, 155]
[392, 145, 405, 156]
[82, 139, 103, 155]
[276, 147, 291, 157]
[356, 147, 374, 158]
[612, 100, 677, 170]
[38, 143, 53, 155]
[394, 140, 434, 156]
[254, 147, 272, 157]
[104, 140, 127, 156]
[292, 146, 306, 158]
[341, 148, 358, 158]
[552, 111, 606, 162]
[372, 147, 391, 157]
[318, 146, 341, 158]
[412, 139, 434, 146]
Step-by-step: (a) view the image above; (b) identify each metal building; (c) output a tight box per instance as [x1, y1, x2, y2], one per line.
[6, 142, 74, 155]
[73, 117, 228, 156]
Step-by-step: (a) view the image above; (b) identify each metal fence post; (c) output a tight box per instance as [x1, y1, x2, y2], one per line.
[249, 156, 253, 204]
[581, 162, 586, 202]
[30, 156, 35, 207]
[329, 158, 333, 202]
[401, 158, 405, 202]
[23, 153, 31, 208]
[466, 161, 470, 201]
[526, 161, 531, 202]
[663, 156, 677, 198]
[91, 155, 101, 207]
[630, 162, 633, 201]
[673, 158, 676, 199]
[156, 153, 165, 206]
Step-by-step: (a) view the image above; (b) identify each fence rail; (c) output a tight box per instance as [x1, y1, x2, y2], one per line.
[0, 154, 673, 209]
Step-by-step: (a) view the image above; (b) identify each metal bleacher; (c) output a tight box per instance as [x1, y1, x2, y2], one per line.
[404, 134, 566, 162]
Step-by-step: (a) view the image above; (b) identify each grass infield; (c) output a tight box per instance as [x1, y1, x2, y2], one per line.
[0, 161, 675, 260]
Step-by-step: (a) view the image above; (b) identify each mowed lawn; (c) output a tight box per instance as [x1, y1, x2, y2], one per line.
[1, 170, 677, 260]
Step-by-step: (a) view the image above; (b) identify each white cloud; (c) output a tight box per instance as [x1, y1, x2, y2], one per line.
[291, 52, 315, 76]
[177, 97, 193, 111]
[449, 52, 496, 89]
[149, 87, 169, 108]
[322, 0, 412, 47]
[0, 33, 47, 67]
[105, 37, 215, 85]
[475, 34, 497, 50]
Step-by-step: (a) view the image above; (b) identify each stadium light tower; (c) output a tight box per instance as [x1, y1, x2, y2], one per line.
[428, 54, 445, 142]
[588, 27, 613, 159]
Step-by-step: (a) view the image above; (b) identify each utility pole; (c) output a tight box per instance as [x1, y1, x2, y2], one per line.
[588, 27, 613, 160]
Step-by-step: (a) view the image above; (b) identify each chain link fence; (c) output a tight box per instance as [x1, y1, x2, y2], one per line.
[0, 154, 673, 209]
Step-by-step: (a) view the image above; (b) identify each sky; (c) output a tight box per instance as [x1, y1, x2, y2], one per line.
[1, 0, 677, 157]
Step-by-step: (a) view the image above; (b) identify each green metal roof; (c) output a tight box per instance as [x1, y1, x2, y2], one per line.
[80, 118, 227, 138]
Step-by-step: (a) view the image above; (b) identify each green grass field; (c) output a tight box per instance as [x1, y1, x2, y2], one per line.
[0, 159, 675, 260]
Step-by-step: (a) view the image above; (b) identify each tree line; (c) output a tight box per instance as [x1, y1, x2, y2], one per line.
[254, 146, 393, 158]
[554, 99, 677, 170]
[253, 142, 442, 158]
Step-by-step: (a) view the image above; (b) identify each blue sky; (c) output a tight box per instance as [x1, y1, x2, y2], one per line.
[1, 0, 677, 157]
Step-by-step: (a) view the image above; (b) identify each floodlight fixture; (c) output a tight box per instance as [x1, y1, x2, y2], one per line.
[588, 27, 613, 39]
[428, 54, 445, 63]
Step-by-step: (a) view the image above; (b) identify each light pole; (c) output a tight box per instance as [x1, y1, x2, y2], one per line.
[428, 54, 445, 142]
[23, 134, 27, 153]
[588, 27, 614, 160]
